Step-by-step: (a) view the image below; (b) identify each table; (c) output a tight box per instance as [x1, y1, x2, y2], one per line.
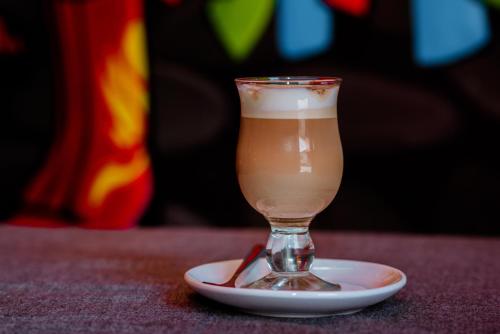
[0, 226, 499, 333]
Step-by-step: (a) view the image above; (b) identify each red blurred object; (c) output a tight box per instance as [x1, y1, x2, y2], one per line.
[10, 0, 152, 229]
[0, 17, 24, 54]
[324, 0, 371, 16]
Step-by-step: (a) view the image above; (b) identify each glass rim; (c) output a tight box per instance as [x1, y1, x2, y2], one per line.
[235, 76, 342, 87]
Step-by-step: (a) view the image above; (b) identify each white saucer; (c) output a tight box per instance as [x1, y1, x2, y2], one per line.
[184, 258, 407, 318]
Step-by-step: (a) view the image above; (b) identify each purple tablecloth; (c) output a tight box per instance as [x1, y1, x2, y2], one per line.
[0, 226, 499, 333]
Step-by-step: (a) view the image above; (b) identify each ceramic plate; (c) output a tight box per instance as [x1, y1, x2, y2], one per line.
[185, 258, 406, 318]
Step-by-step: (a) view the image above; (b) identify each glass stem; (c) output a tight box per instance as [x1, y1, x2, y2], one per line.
[266, 219, 315, 274]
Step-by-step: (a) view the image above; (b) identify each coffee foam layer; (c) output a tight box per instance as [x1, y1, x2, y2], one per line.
[237, 85, 338, 119]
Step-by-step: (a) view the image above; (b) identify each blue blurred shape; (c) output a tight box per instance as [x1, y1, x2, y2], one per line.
[412, 0, 491, 67]
[277, 0, 334, 61]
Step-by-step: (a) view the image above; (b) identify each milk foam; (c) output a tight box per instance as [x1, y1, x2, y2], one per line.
[237, 84, 339, 119]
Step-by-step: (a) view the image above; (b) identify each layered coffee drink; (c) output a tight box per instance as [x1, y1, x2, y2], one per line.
[236, 81, 343, 221]
[235, 77, 343, 291]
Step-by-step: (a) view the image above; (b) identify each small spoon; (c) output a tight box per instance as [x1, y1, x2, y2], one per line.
[203, 244, 266, 287]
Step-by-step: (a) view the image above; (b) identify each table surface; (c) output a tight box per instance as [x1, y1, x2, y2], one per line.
[0, 226, 499, 334]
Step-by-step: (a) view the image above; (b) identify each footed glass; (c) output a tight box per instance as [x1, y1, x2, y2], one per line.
[235, 76, 343, 291]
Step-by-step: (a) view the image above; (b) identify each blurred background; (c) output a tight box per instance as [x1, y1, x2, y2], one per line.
[0, 0, 499, 234]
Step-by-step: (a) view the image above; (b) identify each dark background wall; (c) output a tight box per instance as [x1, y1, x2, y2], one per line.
[1, 0, 500, 234]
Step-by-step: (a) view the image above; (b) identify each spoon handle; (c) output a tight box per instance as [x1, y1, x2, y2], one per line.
[231, 244, 266, 280]
[203, 244, 266, 287]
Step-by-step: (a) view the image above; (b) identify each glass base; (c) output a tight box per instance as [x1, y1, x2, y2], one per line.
[242, 272, 341, 291]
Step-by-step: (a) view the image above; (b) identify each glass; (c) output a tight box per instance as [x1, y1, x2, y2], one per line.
[235, 76, 343, 291]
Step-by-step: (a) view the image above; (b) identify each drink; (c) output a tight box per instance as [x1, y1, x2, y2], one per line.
[236, 80, 343, 222]
[235, 77, 343, 291]
[237, 117, 343, 219]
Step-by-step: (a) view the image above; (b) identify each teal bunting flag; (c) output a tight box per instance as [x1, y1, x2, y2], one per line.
[411, 0, 491, 67]
[276, 0, 334, 61]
